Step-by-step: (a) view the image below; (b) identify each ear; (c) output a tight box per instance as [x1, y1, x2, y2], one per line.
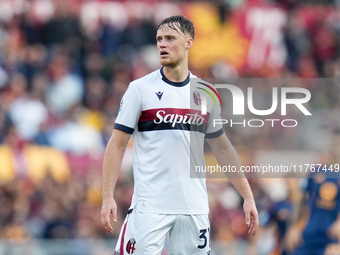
[186, 38, 194, 50]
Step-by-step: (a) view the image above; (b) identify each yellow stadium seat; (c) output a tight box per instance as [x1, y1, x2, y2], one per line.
[0, 145, 15, 183]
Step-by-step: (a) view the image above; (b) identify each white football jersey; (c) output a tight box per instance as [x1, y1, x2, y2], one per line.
[115, 67, 223, 214]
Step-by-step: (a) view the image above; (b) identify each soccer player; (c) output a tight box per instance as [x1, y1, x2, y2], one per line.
[285, 130, 340, 255]
[101, 15, 258, 255]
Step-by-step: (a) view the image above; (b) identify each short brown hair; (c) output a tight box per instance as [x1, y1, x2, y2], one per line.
[157, 15, 195, 39]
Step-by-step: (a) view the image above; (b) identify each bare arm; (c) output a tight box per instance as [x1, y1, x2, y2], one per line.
[285, 186, 309, 252]
[206, 133, 259, 236]
[101, 129, 131, 233]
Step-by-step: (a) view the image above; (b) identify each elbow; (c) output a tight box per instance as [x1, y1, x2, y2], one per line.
[214, 144, 230, 156]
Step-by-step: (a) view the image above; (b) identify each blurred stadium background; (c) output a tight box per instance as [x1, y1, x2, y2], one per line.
[0, 0, 340, 254]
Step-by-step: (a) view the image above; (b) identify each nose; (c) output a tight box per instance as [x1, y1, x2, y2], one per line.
[158, 39, 166, 49]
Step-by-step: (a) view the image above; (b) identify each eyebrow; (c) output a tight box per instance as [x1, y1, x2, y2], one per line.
[156, 34, 176, 40]
[156, 25, 185, 38]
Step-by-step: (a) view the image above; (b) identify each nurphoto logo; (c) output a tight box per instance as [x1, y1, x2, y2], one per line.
[196, 82, 312, 128]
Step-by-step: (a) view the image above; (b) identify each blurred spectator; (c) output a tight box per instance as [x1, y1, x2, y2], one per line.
[45, 49, 83, 116]
[285, 130, 340, 255]
[8, 73, 48, 141]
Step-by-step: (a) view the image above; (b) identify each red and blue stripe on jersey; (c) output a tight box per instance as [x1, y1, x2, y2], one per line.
[138, 108, 210, 133]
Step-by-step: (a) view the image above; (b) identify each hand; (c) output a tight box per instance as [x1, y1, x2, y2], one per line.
[327, 219, 340, 239]
[101, 197, 117, 234]
[243, 198, 259, 236]
[285, 226, 303, 253]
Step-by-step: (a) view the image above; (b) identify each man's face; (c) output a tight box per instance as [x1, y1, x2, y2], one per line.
[156, 23, 192, 67]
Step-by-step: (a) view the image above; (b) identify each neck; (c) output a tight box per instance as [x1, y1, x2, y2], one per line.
[162, 62, 189, 83]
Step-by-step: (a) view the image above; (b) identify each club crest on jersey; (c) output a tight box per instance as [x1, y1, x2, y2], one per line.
[193, 91, 201, 106]
[126, 238, 136, 254]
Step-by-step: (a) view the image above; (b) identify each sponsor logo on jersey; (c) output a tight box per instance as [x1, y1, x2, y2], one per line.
[155, 91, 164, 100]
[126, 238, 136, 254]
[154, 110, 205, 127]
[193, 91, 201, 106]
[138, 108, 209, 133]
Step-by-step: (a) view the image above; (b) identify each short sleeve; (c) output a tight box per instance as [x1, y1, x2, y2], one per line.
[114, 83, 142, 134]
[205, 101, 224, 139]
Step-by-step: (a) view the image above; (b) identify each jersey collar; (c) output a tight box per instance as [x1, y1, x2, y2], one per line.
[160, 67, 190, 87]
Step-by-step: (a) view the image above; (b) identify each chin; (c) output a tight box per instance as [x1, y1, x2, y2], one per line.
[160, 59, 176, 67]
[160, 59, 170, 66]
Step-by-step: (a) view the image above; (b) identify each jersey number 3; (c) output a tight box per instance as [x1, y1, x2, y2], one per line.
[197, 228, 210, 249]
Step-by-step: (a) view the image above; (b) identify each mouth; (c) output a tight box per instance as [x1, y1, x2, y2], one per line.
[160, 51, 169, 57]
